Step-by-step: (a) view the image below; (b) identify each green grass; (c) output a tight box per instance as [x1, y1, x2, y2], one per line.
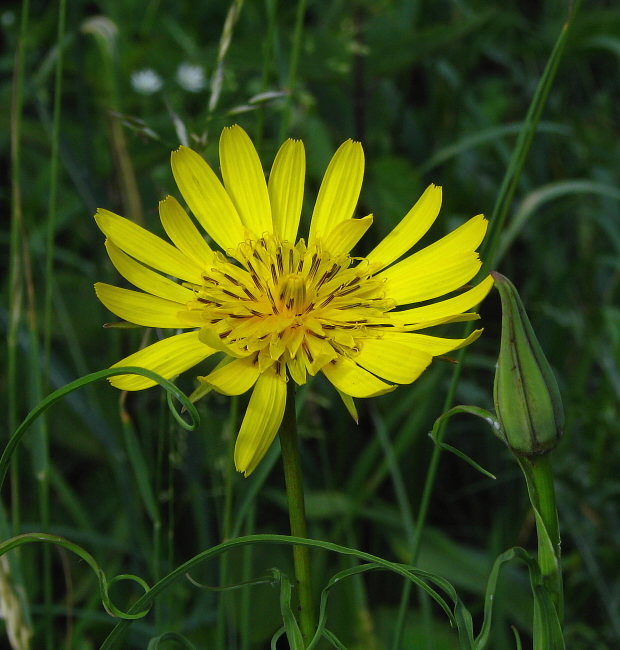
[2, 0, 620, 648]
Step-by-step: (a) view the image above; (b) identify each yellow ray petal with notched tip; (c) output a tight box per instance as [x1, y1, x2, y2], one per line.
[202, 355, 261, 395]
[95, 283, 188, 328]
[321, 356, 396, 398]
[95, 209, 204, 284]
[220, 125, 272, 237]
[382, 212, 487, 283]
[234, 367, 287, 476]
[268, 138, 305, 244]
[109, 331, 217, 390]
[159, 196, 215, 268]
[366, 184, 442, 270]
[309, 140, 364, 245]
[105, 240, 195, 304]
[382, 252, 482, 305]
[322, 215, 373, 256]
[354, 339, 432, 384]
[389, 275, 494, 324]
[171, 145, 245, 251]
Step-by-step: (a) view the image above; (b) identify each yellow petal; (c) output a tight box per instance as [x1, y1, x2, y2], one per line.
[95, 283, 189, 328]
[355, 339, 432, 384]
[95, 209, 204, 284]
[286, 355, 307, 385]
[323, 215, 373, 255]
[380, 329, 483, 355]
[105, 240, 195, 304]
[398, 313, 481, 331]
[220, 125, 272, 238]
[109, 331, 217, 390]
[159, 196, 215, 267]
[321, 356, 396, 398]
[234, 368, 287, 477]
[365, 184, 442, 270]
[203, 355, 260, 395]
[171, 145, 245, 251]
[309, 140, 364, 245]
[381, 252, 482, 305]
[198, 326, 247, 358]
[388, 275, 494, 323]
[268, 139, 305, 243]
[384, 212, 487, 281]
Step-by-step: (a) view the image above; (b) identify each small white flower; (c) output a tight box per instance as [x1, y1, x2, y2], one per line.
[176, 63, 206, 93]
[131, 69, 163, 95]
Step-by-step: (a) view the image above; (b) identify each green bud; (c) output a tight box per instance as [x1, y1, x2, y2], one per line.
[492, 272, 564, 456]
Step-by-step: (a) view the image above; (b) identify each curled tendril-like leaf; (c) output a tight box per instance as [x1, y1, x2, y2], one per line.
[0, 534, 151, 620]
[0, 366, 200, 492]
[101, 534, 462, 648]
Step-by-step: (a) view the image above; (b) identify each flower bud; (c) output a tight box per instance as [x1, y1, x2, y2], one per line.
[492, 272, 563, 456]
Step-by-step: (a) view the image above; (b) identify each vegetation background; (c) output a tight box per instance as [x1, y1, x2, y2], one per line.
[2, 0, 619, 648]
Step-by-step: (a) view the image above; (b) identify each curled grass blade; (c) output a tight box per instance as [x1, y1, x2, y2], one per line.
[0, 367, 200, 493]
[0, 533, 150, 620]
[100, 534, 473, 648]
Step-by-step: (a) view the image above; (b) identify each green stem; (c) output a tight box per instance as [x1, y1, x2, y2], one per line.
[279, 0, 307, 139]
[279, 381, 315, 645]
[517, 454, 563, 623]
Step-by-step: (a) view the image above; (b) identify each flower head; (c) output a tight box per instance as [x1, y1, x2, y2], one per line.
[130, 68, 163, 95]
[176, 63, 207, 93]
[95, 125, 493, 476]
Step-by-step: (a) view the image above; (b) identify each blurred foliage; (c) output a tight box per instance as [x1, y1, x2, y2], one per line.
[2, 0, 620, 648]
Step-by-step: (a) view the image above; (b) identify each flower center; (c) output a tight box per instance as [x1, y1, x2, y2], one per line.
[184, 234, 394, 383]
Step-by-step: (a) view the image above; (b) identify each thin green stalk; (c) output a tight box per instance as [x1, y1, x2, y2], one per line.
[240, 504, 256, 650]
[43, 0, 66, 385]
[154, 389, 166, 632]
[373, 408, 434, 650]
[81, 16, 144, 225]
[517, 454, 563, 622]
[208, 0, 244, 115]
[216, 396, 238, 650]
[480, 0, 582, 269]
[279, 381, 315, 645]
[40, 3, 67, 647]
[8, 0, 30, 543]
[279, 0, 306, 139]
[255, 0, 278, 151]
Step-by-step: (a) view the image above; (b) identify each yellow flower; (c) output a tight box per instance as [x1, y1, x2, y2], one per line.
[95, 125, 493, 476]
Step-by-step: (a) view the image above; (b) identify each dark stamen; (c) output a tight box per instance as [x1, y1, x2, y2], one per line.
[308, 254, 320, 280]
[302, 341, 314, 363]
[223, 273, 241, 286]
[336, 284, 360, 297]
